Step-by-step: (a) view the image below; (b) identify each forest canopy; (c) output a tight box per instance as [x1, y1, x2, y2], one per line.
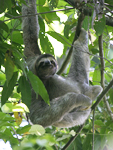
[0, 0, 113, 150]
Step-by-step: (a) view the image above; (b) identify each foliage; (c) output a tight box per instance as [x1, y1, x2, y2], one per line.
[0, 0, 113, 149]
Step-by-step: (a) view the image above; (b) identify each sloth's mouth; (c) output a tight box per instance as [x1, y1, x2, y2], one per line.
[42, 64, 53, 68]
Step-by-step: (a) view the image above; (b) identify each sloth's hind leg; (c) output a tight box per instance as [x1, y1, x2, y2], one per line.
[30, 93, 92, 128]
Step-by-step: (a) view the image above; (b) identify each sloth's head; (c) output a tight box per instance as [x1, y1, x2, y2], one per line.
[35, 54, 57, 79]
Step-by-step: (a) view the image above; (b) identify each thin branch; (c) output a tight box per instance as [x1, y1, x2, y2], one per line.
[62, 79, 113, 150]
[1, 7, 74, 23]
[1, 5, 113, 27]
[56, 33, 113, 75]
[91, 79, 113, 110]
[5, 19, 20, 40]
[99, 35, 105, 86]
[61, 124, 84, 150]
[11, 126, 21, 144]
[105, 6, 113, 15]
[105, 15, 113, 26]
[46, 18, 113, 68]
[104, 3, 113, 8]
[0, 83, 18, 87]
[57, 45, 113, 75]
[65, 0, 113, 27]
[0, 70, 5, 74]
[99, 34, 113, 121]
[57, 13, 85, 75]
[92, 109, 95, 150]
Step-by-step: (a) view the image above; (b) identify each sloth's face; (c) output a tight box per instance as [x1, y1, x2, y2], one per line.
[35, 55, 57, 79]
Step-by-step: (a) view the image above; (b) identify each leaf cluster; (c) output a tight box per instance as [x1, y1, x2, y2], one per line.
[0, 0, 113, 150]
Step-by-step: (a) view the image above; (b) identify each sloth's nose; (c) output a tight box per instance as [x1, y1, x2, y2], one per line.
[44, 60, 51, 65]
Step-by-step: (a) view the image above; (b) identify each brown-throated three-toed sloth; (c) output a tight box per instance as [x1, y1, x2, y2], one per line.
[22, 0, 102, 128]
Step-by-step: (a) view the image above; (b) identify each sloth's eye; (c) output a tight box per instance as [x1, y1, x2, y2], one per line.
[39, 61, 47, 68]
[50, 60, 55, 65]
[40, 62, 44, 66]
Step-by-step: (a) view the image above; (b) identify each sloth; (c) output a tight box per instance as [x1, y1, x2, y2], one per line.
[22, 0, 102, 128]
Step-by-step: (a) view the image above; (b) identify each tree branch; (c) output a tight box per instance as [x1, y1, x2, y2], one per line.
[92, 109, 95, 150]
[99, 35, 113, 121]
[1, 4, 113, 27]
[61, 124, 84, 150]
[64, 0, 113, 27]
[11, 126, 21, 144]
[62, 79, 113, 150]
[1, 7, 74, 23]
[91, 79, 113, 110]
[57, 13, 85, 75]
[99, 35, 105, 87]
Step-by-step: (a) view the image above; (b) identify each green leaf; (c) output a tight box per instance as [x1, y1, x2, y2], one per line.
[19, 0, 26, 5]
[94, 134, 102, 150]
[75, 135, 82, 150]
[47, 31, 71, 46]
[83, 133, 92, 150]
[0, 112, 14, 121]
[37, 0, 46, 6]
[50, 0, 59, 8]
[1, 72, 18, 106]
[38, 17, 45, 33]
[38, 6, 59, 23]
[29, 124, 45, 136]
[2, 103, 14, 113]
[57, 0, 68, 7]
[13, 103, 29, 112]
[94, 16, 106, 36]
[57, 134, 70, 142]
[0, 0, 12, 12]
[0, 121, 13, 128]
[14, 58, 27, 77]
[6, 0, 12, 11]
[27, 71, 50, 105]
[105, 69, 112, 82]
[95, 120, 104, 126]
[93, 67, 101, 85]
[18, 76, 31, 108]
[0, 21, 9, 33]
[39, 32, 54, 54]
[13, 92, 21, 99]
[16, 125, 31, 134]
[109, 88, 113, 104]
[1, 103, 29, 113]
[36, 134, 56, 148]
[0, 73, 6, 84]
[0, 42, 10, 54]
[64, 24, 70, 39]
[67, 135, 82, 150]
[91, 48, 99, 54]
[92, 56, 100, 66]
[5, 54, 14, 84]
[0, 52, 4, 67]
[106, 134, 113, 148]
[12, 31, 23, 44]
[82, 16, 90, 31]
[12, 49, 27, 76]
[105, 0, 113, 5]
[0, 112, 14, 127]
[0, 128, 19, 145]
